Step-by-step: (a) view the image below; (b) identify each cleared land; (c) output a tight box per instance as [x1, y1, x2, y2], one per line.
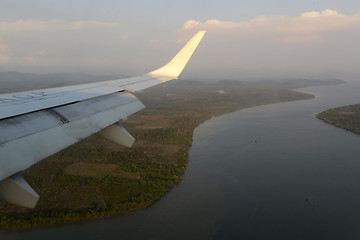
[0, 78, 338, 229]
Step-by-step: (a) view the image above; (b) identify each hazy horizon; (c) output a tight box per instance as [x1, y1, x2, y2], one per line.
[1, 1, 360, 81]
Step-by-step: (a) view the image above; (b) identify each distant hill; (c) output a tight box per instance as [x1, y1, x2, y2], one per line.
[256, 78, 345, 85]
[181, 78, 346, 86]
[0, 71, 126, 93]
[0, 71, 346, 94]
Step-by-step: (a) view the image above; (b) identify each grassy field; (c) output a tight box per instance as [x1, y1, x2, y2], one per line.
[0, 79, 326, 229]
[317, 104, 360, 134]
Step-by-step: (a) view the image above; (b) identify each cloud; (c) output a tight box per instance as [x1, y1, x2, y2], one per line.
[182, 19, 240, 31]
[181, 9, 360, 44]
[0, 19, 119, 33]
[0, 19, 129, 72]
[0, 10, 358, 79]
[183, 19, 201, 30]
[0, 42, 12, 63]
[300, 9, 343, 18]
[182, 9, 355, 31]
[177, 10, 360, 79]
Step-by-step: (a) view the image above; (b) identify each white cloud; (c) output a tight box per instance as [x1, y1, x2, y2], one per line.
[177, 9, 360, 79]
[181, 9, 360, 38]
[301, 9, 343, 18]
[183, 19, 201, 30]
[0, 10, 359, 79]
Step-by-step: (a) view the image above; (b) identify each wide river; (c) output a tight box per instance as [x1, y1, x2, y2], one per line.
[2, 81, 360, 239]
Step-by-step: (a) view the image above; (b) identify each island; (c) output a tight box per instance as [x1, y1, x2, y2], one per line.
[317, 104, 360, 134]
[0, 74, 343, 229]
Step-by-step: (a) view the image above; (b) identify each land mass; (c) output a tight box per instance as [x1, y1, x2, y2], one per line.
[317, 104, 360, 134]
[0, 73, 343, 229]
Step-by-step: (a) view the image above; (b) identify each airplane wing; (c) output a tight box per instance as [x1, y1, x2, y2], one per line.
[0, 31, 206, 208]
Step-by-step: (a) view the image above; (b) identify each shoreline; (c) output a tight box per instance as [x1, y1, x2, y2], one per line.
[0, 80, 334, 230]
[317, 103, 360, 135]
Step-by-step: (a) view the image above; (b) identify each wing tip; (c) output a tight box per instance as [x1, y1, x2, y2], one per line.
[147, 30, 206, 81]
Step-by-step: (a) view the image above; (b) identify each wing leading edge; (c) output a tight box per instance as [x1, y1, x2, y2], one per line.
[0, 31, 206, 208]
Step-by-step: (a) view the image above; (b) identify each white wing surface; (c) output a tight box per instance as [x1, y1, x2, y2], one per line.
[0, 31, 206, 208]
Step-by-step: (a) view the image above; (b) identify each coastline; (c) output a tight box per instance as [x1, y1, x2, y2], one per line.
[0, 80, 333, 230]
[317, 103, 360, 135]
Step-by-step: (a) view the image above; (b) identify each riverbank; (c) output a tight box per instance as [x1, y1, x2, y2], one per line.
[0, 79, 338, 230]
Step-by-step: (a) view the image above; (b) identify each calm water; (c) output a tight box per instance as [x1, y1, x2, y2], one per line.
[2, 81, 360, 240]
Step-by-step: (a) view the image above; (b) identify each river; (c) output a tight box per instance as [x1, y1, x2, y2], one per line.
[2, 80, 360, 239]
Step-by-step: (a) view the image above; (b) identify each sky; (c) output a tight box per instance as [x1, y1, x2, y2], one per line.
[0, 0, 360, 80]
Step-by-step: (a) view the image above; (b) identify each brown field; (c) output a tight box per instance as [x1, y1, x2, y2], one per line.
[339, 112, 356, 115]
[64, 163, 118, 177]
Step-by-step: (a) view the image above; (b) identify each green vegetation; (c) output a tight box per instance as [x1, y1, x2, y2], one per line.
[317, 104, 360, 134]
[0, 80, 325, 229]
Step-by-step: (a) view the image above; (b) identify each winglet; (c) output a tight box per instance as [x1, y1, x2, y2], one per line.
[147, 31, 206, 81]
